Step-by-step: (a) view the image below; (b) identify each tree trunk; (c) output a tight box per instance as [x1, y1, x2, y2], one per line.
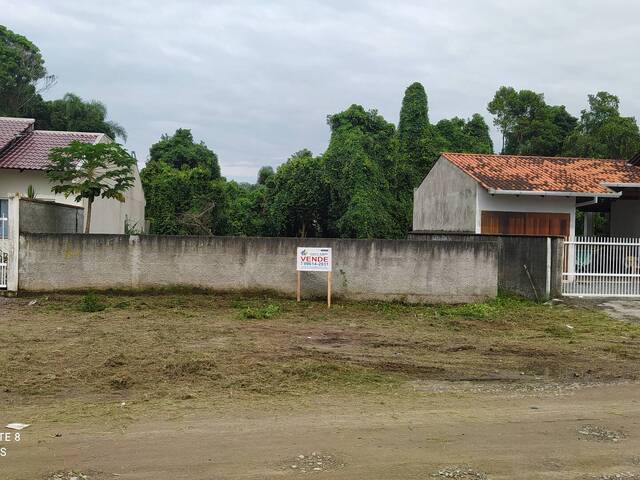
[84, 198, 93, 234]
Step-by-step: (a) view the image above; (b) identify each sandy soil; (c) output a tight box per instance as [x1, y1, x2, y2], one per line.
[3, 382, 640, 480]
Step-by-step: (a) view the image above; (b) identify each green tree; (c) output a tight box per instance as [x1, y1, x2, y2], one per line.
[563, 92, 640, 159]
[36, 93, 127, 141]
[266, 150, 329, 237]
[0, 25, 51, 116]
[149, 128, 220, 177]
[324, 105, 403, 238]
[257, 166, 274, 185]
[141, 129, 226, 234]
[47, 141, 136, 233]
[435, 114, 493, 154]
[487, 86, 576, 155]
[223, 181, 269, 236]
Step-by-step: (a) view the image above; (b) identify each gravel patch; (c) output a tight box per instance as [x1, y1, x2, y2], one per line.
[590, 474, 640, 480]
[578, 424, 626, 442]
[281, 452, 344, 474]
[431, 466, 489, 479]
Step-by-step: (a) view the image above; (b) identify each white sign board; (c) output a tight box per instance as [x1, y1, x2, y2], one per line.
[296, 247, 332, 272]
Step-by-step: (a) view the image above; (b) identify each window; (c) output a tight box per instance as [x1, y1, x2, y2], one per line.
[0, 199, 8, 240]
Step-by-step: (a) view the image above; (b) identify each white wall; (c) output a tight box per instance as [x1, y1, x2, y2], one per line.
[475, 188, 576, 237]
[0, 168, 145, 234]
[413, 157, 478, 232]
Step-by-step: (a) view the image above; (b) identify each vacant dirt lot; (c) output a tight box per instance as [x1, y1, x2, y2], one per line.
[1, 292, 640, 479]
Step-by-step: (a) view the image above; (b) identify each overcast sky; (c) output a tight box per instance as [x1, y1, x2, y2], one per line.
[2, 1, 639, 182]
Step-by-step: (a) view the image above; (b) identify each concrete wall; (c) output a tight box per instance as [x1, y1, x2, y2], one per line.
[413, 157, 478, 233]
[0, 167, 145, 234]
[19, 198, 84, 234]
[610, 200, 640, 237]
[408, 232, 564, 300]
[17, 234, 499, 303]
[476, 189, 576, 236]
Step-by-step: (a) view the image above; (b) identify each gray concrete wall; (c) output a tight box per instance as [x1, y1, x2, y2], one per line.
[610, 200, 640, 237]
[19, 198, 84, 234]
[17, 234, 499, 303]
[413, 156, 478, 233]
[408, 232, 564, 300]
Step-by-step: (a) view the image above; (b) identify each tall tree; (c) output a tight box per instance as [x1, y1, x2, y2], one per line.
[141, 129, 226, 234]
[563, 92, 640, 159]
[487, 86, 576, 156]
[47, 142, 136, 233]
[257, 166, 274, 185]
[323, 105, 403, 238]
[37, 93, 127, 141]
[0, 25, 54, 116]
[266, 150, 329, 237]
[148, 128, 220, 177]
[435, 114, 493, 154]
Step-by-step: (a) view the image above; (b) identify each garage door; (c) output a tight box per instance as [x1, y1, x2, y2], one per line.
[481, 211, 570, 237]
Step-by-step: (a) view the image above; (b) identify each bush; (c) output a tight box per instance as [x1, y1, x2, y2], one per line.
[79, 293, 107, 312]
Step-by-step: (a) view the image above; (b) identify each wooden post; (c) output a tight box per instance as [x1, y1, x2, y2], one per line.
[296, 270, 301, 302]
[327, 271, 332, 308]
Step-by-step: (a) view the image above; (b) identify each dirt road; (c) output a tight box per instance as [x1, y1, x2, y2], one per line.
[4, 382, 640, 480]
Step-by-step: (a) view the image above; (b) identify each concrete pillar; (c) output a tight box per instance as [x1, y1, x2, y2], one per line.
[7, 194, 20, 292]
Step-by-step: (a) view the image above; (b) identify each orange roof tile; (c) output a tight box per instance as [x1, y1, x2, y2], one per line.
[442, 152, 640, 197]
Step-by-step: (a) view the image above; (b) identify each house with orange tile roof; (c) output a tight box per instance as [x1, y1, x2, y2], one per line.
[0, 117, 146, 239]
[413, 152, 640, 238]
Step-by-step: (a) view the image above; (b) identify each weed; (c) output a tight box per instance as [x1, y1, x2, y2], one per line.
[79, 293, 107, 312]
[241, 304, 281, 319]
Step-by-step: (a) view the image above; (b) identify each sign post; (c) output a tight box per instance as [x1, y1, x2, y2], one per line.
[296, 247, 333, 308]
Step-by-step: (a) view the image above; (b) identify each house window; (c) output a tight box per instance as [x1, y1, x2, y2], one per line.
[0, 199, 8, 239]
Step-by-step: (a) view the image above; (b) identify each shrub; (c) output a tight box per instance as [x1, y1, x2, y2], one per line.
[79, 293, 107, 312]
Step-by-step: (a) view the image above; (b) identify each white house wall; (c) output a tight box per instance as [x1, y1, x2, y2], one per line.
[475, 188, 576, 236]
[413, 157, 478, 232]
[0, 167, 145, 234]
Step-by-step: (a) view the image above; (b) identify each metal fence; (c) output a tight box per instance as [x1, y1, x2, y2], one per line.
[562, 236, 640, 297]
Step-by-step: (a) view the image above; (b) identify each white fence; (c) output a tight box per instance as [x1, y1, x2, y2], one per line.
[562, 237, 640, 297]
[0, 214, 7, 289]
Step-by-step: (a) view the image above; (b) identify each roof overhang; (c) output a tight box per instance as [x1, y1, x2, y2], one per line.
[486, 188, 622, 198]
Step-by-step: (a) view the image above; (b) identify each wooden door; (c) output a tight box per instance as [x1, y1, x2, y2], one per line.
[481, 211, 570, 237]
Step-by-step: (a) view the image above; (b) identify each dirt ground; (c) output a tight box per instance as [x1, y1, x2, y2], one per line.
[1, 293, 640, 479]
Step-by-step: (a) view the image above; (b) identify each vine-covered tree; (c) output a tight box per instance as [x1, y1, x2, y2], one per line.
[141, 129, 226, 234]
[563, 92, 640, 159]
[47, 141, 136, 233]
[436, 114, 493, 154]
[266, 150, 329, 237]
[323, 105, 403, 238]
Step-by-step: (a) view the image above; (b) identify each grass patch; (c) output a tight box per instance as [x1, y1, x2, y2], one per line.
[240, 304, 281, 319]
[79, 293, 107, 312]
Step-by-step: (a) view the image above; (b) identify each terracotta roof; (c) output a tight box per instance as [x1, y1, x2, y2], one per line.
[0, 117, 34, 152]
[442, 152, 640, 197]
[0, 118, 104, 171]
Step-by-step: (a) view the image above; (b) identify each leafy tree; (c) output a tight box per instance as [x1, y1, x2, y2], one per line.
[148, 128, 220, 177]
[36, 93, 127, 141]
[141, 129, 226, 234]
[0, 25, 52, 116]
[563, 92, 640, 159]
[488, 86, 576, 155]
[266, 150, 329, 237]
[257, 166, 274, 185]
[47, 141, 136, 233]
[223, 181, 269, 236]
[324, 105, 403, 238]
[435, 114, 493, 154]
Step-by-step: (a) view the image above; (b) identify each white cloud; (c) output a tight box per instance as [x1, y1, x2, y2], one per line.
[2, 0, 640, 181]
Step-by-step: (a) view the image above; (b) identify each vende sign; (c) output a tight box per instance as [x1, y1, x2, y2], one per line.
[296, 247, 332, 272]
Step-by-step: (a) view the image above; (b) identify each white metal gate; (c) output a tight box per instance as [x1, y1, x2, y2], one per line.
[562, 237, 640, 297]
